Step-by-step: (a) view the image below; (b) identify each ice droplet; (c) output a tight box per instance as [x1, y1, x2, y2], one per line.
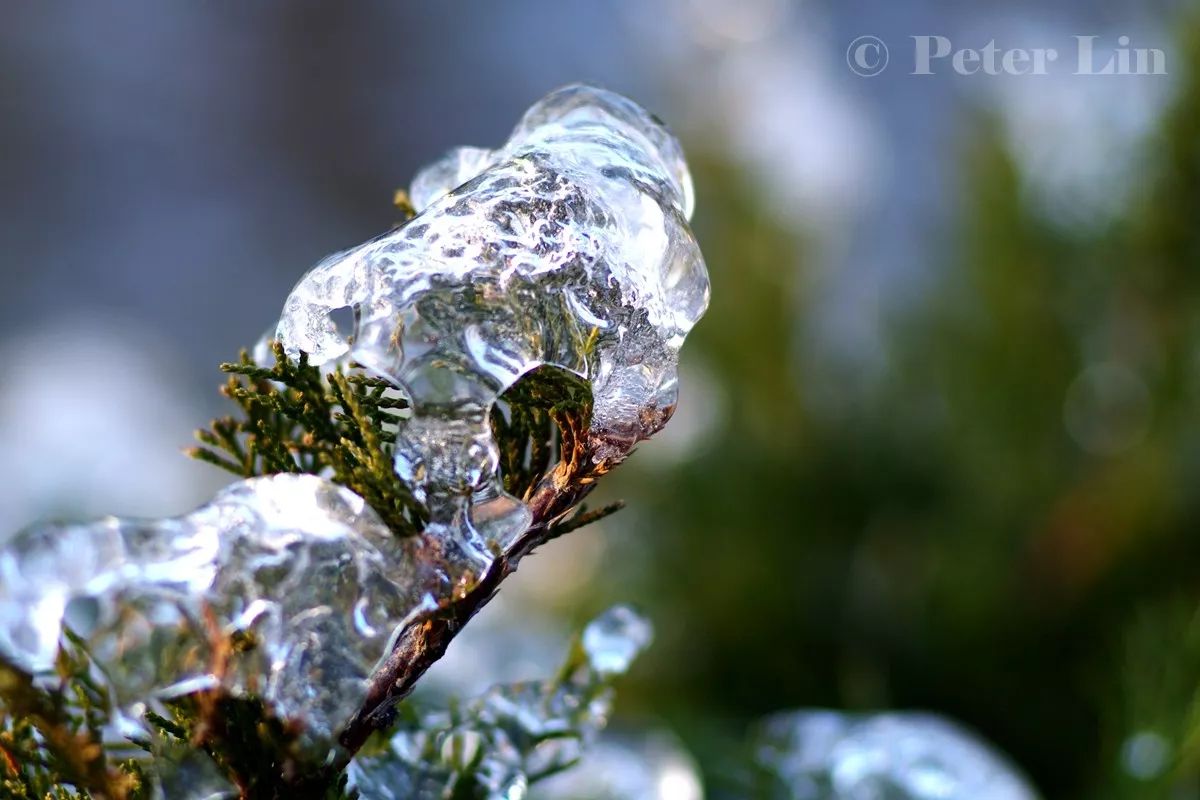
[0, 474, 473, 754]
[582, 604, 653, 678]
[348, 605, 652, 800]
[275, 83, 709, 558]
[755, 711, 1040, 800]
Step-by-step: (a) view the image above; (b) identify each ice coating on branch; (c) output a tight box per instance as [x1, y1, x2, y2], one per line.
[0, 474, 474, 752]
[408, 146, 496, 212]
[755, 711, 1040, 800]
[347, 605, 652, 800]
[275, 84, 709, 557]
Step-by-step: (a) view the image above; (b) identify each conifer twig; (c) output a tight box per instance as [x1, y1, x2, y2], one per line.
[335, 408, 619, 763]
[189, 342, 426, 537]
[190, 349, 625, 789]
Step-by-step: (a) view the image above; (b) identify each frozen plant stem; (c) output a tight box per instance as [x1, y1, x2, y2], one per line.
[193, 344, 625, 784]
[337, 427, 616, 762]
[0, 84, 706, 798]
[273, 82, 707, 772]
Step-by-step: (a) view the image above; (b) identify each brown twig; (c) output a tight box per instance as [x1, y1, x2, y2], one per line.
[334, 423, 614, 763]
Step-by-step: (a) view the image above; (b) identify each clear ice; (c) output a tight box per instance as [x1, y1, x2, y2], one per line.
[275, 83, 709, 554]
[0, 474, 456, 750]
[0, 85, 702, 783]
[347, 605, 652, 800]
[754, 711, 1040, 800]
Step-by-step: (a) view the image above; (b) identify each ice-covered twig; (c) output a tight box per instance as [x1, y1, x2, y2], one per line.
[347, 605, 653, 799]
[0, 83, 708, 795]
[337, 406, 606, 760]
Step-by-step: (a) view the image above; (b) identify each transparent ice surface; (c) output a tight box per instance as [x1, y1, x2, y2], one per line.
[0, 86, 702, 783]
[348, 605, 652, 800]
[0, 474, 475, 753]
[274, 84, 709, 559]
[581, 603, 652, 678]
[755, 711, 1040, 800]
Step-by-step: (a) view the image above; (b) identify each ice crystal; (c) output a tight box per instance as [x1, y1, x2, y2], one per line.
[347, 606, 652, 800]
[0, 474, 467, 751]
[755, 711, 1039, 800]
[274, 84, 709, 558]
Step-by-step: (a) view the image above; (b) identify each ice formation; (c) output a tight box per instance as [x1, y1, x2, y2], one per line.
[0, 85, 703, 786]
[347, 606, 652, 800]
[274, 83, 709, 556]
[0, 474, 454, 749]
[754, 711, 1040, 800]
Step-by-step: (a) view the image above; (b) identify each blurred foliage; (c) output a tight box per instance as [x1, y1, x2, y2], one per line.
[0, 631, 150, 799]
[587, 9, 1200, 800]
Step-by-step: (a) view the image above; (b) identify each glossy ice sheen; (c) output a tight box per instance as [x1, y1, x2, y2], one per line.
[0, 474, 475, 752]
[348, 606, 652, 800]
[275, 84, 709, 558]
[755, 711, 1040, 800]
[0, 86, 701, 777]
[581, 603, 652, 678]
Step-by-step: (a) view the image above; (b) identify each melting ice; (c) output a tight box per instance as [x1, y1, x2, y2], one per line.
[0, 474, 462, 750]
[0, 85, 703, 778]
[755, 711, 1040, 800]
[275, 83, 709, 555]
[348, 605, 652, 800]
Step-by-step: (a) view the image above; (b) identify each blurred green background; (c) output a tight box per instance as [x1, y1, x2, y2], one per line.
[4, 1, 1200, 797]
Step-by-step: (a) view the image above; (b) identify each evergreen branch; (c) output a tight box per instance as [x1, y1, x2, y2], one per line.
[544, 500, 626, 541]
[0, 633, 147, 799]
[189, 342, 426, 537]
[186, 350, 627, 792]
[491, 365, 595, 501]
[336, 385, 626, 765]
[12, 186, 632, 795]
[392, 189, 417, 222]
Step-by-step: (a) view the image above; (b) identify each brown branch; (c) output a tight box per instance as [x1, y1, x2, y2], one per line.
[334, 426, 613, 764]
